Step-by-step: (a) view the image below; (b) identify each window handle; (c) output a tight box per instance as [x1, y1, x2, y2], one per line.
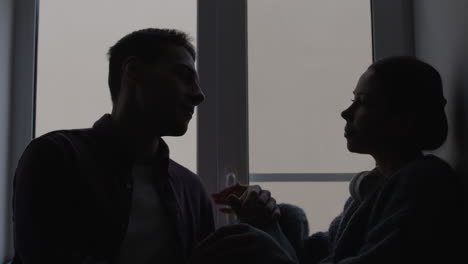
[226, 172, 237, 186]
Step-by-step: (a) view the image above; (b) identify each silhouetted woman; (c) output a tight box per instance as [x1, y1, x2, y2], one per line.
[195, 56, 464, 264]
[301, 56, 462, 264]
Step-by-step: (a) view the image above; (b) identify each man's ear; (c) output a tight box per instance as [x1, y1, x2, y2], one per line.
[122, 56, 140, 82]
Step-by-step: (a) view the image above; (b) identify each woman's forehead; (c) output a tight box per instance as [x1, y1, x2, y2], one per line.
[354, 70, 389, 98]
[354, 71, 375, 93]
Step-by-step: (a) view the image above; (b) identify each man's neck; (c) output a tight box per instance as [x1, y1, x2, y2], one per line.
[110, 112, 160, 163]
[134, 138, 160, 165]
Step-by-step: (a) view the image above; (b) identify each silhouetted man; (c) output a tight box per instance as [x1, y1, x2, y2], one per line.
[12, 28, 213, 264]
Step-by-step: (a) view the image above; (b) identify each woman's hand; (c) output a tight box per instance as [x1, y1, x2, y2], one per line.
[212, 183, 281, 226]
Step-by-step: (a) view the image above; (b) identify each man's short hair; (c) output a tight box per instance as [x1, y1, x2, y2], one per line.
[107, 28, 195, 103]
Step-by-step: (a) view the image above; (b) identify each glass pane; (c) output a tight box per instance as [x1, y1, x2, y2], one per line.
[36, 0, 197, 172]
[248, 0, 374, 174]
[250, 181, 350, 234]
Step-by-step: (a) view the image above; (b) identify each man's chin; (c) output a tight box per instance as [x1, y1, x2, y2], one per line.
[165, 124, 189, 137]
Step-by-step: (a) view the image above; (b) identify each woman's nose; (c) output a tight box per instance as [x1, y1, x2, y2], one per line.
[341, 106, 352, 120]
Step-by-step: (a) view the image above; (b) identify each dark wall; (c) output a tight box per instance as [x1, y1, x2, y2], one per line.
[413, 0, 468, 210]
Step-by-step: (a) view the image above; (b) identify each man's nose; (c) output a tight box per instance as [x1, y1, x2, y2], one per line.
[191, 84, 205, 106]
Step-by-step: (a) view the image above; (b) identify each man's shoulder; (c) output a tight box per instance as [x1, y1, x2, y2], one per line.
[18, 128, 102, 169]
[168, 160, 198, 181]
[15, 129, 98, 183]
[32, 128, 99, 152]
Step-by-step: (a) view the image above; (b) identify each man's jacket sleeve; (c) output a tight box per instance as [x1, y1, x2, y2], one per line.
[13, 137, 85, 263]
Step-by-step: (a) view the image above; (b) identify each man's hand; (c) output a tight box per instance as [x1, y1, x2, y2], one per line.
[189, 224, 296, 264]
[212, 183, 280, 226]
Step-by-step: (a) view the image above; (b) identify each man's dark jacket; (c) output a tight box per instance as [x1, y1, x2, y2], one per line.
[12, 114, 215, 264]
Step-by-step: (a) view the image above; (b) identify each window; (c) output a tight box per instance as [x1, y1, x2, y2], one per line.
[36, 0, 198, 171]
[247, 0, 374, 232]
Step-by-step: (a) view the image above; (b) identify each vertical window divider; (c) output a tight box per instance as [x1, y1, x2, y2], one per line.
[197, 0, 249, 227]
[371, 0, 415, 60]
[7, 0, 39, 259]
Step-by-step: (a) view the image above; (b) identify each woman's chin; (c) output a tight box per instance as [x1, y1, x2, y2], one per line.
[346, 141, 368, 154]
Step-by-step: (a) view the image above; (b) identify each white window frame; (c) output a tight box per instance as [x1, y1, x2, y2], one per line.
[197, 0, 416, 227]
[3, 0, 39, 261]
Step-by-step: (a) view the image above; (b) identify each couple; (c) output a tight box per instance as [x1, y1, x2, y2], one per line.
[12, 28, 463, 264]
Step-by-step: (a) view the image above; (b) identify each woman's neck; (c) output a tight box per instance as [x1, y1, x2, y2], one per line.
[373, 150, 423, 177]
